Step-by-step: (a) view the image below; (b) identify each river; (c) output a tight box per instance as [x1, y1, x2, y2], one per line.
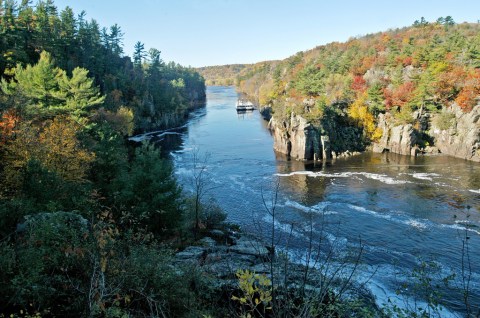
[166, 86, 479, 316]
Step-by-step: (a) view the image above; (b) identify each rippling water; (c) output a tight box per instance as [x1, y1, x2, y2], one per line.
[168, 86, 480, 315]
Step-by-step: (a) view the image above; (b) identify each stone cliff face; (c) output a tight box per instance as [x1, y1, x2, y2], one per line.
[373, 113, 419, 157]
[268, 113, 331, 161]
[267, 104, 479, 162]
[373, 104, 480, 162]
[430, 104, 480, 162]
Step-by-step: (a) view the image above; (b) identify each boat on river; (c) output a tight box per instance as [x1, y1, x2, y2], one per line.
[236, 99, 255, 111]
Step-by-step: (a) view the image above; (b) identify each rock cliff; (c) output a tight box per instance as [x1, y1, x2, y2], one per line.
[373, 113, 419, 156]
[373, 104, 480, 162]
[267, 103, 479, 162]
[430, 104, 480, 162]
[268, 113, 331, 161]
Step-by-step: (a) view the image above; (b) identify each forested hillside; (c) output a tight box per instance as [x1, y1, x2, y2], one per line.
[197, 64, 249, 86]
[0, 0, 206, 132]
[232, 18, 480, 160]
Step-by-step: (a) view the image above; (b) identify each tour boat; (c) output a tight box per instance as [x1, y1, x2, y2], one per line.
[236, 99, 255, 111]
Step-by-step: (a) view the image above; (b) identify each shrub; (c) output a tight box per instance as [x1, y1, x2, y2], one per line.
[433, 111, 456, 130]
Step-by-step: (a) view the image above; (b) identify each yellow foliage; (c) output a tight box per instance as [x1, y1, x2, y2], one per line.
[116, 107, 135, 136]
[348, 93, 383, 142]
[38, 117, 95, 181]
[4, 117, 94, 186]
[232, 269, 272, 315]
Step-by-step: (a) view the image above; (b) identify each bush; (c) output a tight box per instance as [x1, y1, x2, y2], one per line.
[394, 105, 416, 125]
[433, 111, 456, 130]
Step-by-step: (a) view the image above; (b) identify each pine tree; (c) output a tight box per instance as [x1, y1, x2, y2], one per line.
[133, 41, 146, 69]
[59, 67, 105, 119]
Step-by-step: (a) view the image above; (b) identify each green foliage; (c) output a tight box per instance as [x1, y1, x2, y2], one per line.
[8, 212, 91, 313]
[232, 18, 480, 139]
[184, 197, 227, 233]
[394, 105, 416, 125]
[112, 143, 183, 236]
[0, 2, 206, 316]
[366, 83, 385, 116]
[294, 64, 325, 96]
[1, 51, 104, 120]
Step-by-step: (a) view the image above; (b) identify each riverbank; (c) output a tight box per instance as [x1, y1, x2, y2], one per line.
[174, 228, 381, 317]
[261, 103, 480, 163]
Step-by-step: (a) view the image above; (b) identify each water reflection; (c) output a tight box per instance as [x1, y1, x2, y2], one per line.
[236, 110, 255, 120]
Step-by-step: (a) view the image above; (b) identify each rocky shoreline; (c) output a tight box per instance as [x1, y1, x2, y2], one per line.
[174, 231, 380, 315]
[262, 103, 479, 162]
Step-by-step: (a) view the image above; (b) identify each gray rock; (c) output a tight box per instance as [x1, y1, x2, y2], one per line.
[229, 236, 270, 257]
[210, 229, 225, 238]
[175, 246, 206, 261]
[268, 113, 331, 161]
[430, 104, 480, 162]
[199, 237, 217, 248]
[374, 104, 480, 162]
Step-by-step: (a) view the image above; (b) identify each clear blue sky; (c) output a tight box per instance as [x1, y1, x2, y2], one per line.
[52, 0, 480, 67]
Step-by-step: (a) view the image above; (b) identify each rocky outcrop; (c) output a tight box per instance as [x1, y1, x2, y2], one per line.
[266, 99, 479, 162]
[173, 233, 378, 312]
[430, 104, 480, 162]
[174, 234, 271, 280]
[373, 105, 480, 162]
[268, 113, 331, 161]
[373, 113, 419, 156]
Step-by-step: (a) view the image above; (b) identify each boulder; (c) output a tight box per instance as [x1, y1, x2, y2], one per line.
[175, 246, 207, 262]
[228, 236, 269, 258]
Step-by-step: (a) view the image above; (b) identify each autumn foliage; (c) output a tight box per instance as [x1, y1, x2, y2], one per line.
[234, 18, 480, 123]
[455, 69, 480, 111]
[0, 109, 19, 146]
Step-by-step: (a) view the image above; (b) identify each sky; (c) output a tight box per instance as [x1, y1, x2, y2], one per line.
[51, 0, 480, 67]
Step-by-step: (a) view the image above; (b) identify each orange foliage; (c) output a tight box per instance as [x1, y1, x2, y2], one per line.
[402, 56, 413, 66]
[0, 109, 20, 146]
[384, 82, 416, 109]
[383, 88, 393, 110]
[455, 69, 480, 112]
[393, 82, 415, 107]
[352, 56, 375, 75]
[433, 66, 466, 104]
[351, 75, 367, 94]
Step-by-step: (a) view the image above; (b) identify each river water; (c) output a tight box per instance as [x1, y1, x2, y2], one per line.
[167, 86, 480, 315]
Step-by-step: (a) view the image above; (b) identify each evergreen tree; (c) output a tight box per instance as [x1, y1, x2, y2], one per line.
[366, 83, 385, 116]
[59, 67, 105, 119]
[133, 41, 146, 69]
[113, 144, 183, 236]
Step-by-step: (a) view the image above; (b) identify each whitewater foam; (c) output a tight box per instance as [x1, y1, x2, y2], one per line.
[440, 223, 480, 236]
[411, 172, 441, 181]
[469, 189, 480, 194]
[275, 171, 410, 185]
[284, 200, 336, 215]
[345, 203, 432, 230]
